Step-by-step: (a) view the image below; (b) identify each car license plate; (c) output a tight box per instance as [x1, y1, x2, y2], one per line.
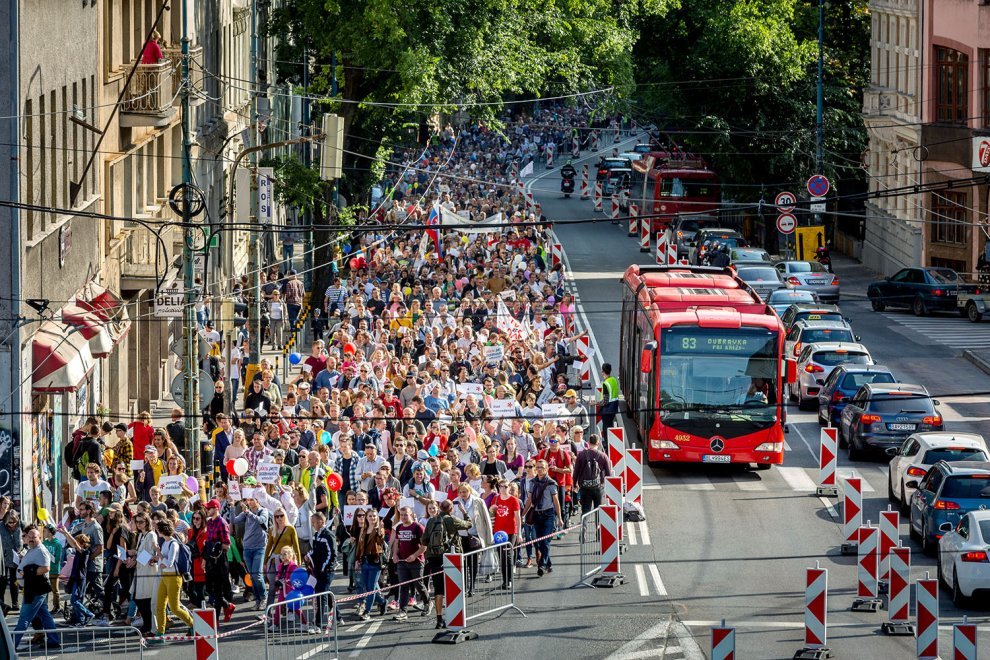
[808, 279, 828, 285]
[888, 423, 916, 431]
[702, 455, 731, 463]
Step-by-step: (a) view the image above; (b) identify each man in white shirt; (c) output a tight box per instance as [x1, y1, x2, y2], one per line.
[75, 463, 111, 507]
[355, 443, 386, 492]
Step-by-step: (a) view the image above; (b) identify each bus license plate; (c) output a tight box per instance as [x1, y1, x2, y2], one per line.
[703, 455, 731, 463]
[888, 423, 915, 431]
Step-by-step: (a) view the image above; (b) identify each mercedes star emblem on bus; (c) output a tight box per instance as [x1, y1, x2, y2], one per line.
[710, 437, 726, 453]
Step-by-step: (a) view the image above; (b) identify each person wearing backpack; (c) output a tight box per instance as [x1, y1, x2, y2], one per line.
[147, 520, 195, 644]
[573, 434, 611, 516]
[421, 499, 472, 629]
[66, 424, 103, 483]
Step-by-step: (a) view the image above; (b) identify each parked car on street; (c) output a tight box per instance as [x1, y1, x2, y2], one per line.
[839, 383, 944, 460]
[867, 267, 978, 316]
[909, 460, 990, 555]
[888, 432, 988, 513]
[775, 261, 841, 302]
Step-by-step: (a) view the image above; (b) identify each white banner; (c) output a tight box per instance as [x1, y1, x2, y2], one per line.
[258, 167, 274, 224]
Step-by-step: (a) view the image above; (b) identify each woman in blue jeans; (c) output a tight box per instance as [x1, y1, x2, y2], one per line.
[355, 510, 386, 620]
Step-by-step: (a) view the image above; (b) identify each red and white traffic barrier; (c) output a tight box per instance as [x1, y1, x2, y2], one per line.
[516, 178, 525, 196]
[551, 243, 562, 268]
[546, 149, 554, 169]
[572, 135, 580, 158]
[580, 166, 590, 199]
[628, 203, 638, 236]
[592, 504, 623, 587]
[625, 448, 643, 506]
[797, 563, 830, 657]
[593, 180, 603, 212]
[526, 191, 535, 212]
[816, 427, 838, 497]
[879, 507, 899, 585]
[193, 609, 219, 660]
[840, 476, 863, 555]
[607, 426, 626, 481]
[610, 194, 619, 222]
[915, 576, 938, 660]
[433, 552, 480, 644]
[591, 130, 599, 151]
[639, 220, 650, 252]
[711, 621, 736, 660]
[953, 617, 978, 660]
[656, 232, 667, 265]
[604, 475, 624, 549]
[666, 238, 678, 265]
[576, 335, 591, 385]
[851, 523, 882, 612]
[882, 545, 914, 636]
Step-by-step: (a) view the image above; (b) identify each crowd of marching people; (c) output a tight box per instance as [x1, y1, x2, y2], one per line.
[6, 105, 625, 649]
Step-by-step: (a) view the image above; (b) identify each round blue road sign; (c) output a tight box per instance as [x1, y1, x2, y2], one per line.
[807, 174, 830, 198]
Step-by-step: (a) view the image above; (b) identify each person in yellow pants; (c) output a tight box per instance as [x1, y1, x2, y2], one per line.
[148, 520, 194, 644]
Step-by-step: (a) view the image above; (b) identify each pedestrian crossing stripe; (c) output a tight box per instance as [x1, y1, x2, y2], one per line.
[879, 312, 990, 349]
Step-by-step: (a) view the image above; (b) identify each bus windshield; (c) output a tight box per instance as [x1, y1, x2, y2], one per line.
[659, 327, 780, 438]
[660, 177, 717, 198]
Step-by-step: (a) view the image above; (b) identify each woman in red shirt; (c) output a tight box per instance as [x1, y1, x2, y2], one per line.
[489, 480, 520, 589]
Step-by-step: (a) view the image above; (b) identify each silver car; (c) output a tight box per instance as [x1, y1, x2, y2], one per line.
[736, 265, 787, 301]
[776, 261, 840, 302]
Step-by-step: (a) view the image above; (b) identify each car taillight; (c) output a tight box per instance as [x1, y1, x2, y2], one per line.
[906, 466, 927, 477]
[787, 276, 801, 286]
[805, 364, 824, 373]
[962, 551, 989, 562]
[860, 414, 882, 424]
[933, 500, 960, 510]
[793, 342, 802, 357]
[831, 276, 840, 285]
[677, 231, 683, 238]
[598, 169, 607, 176]
[922, 416, 942, 426]
[831, 390, 844, 402]
[933, 289, 943, 296]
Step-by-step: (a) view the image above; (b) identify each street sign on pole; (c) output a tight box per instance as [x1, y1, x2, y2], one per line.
[171, 371, 215, 410]
[810, 195, 827, 213]
[775, 191, 797, 213]
[154, 283, 184, 318]
[776, 213, 797, 234]
[807, 174, 830, 198]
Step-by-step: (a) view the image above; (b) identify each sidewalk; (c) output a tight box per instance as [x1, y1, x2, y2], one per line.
[830, 254, 881, 301]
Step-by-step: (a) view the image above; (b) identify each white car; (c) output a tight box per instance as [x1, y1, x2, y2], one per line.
[619, 144, 653, 162]
[887, 432, 989, 513]
[938, 510, 990, 606]
[790, 342, 873, 410]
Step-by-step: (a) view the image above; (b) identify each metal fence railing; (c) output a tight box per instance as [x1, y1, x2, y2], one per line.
[462, 540, 525, 624]
[6, 624, 145, 658]
[264, 590, 337, 660]
[572, 506, 603, 588]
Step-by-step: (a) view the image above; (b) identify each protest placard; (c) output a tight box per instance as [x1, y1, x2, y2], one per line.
[159, 476, 184, 496]
[228, 481, 242, 501]
[257, 462, 281, 484]
[457, 382, 484, 398]
[491, 399, 516, 418]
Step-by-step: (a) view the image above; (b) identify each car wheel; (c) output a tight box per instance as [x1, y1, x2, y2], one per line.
[909, 516, 921, 541]
[870, 295, 885, 312]
[848, 435, 863, 461]
[837, 426, 847, 449]
[787, 384, 797, 403]
[899, 482, 910, 514]
[922, 523, 937, 556]
[817, 409, 827, 427]
[967, 302, 983, 323]
[912, 295, 928, 317]
[798, 397, 813, 411]
[888, 471, 897, 504]
[952, 568, 969, 607]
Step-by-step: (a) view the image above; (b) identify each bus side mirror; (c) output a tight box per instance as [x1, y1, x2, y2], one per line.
[786, 359, 797, 384]
[640, 341, 657, 374]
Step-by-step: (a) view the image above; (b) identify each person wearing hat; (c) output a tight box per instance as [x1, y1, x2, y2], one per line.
[563, 389, 590, 432]
[135, 446, 163, 502]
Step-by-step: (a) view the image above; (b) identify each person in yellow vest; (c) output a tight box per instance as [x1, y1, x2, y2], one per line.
[599, 363, 620, 432]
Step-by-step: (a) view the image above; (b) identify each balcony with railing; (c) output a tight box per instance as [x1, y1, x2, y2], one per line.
[163, 45, 205, 106]
[120, 60, 178, 128]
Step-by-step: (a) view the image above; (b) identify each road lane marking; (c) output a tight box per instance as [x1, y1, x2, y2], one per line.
[605, 617, 672, 660]
[633, 564, 649, 597]
[648, 563, 667, 596]
[784, 439, 793, 451]
[298, 644, 332, 659]
[638, 521, 652, 546]
[672, 620, 706, 660]
[627, 519, 638, 545]
[643, 484, 663, 490]
[778, 466, 818, 491]
[348, 620, 382, 657]
[732, 476, 767, 492]
[680, 475, 715, 491]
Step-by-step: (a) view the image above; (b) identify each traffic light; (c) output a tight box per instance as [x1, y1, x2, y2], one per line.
[320, 114, 343, 180]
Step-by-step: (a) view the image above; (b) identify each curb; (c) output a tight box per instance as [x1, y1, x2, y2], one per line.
[963, 350, 990, 378]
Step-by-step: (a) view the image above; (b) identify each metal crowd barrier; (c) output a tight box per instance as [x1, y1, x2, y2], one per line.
[8, 624, 145, 658]
[264, 590, 338, 660]
[572, 506, 603, 588]
[462, 540, 526, 626]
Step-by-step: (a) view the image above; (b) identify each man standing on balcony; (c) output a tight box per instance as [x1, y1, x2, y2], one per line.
[141, 31, 164, 64]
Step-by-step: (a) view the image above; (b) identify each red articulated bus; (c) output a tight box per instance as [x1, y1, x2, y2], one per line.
[632, 151, 720, 233]
[619, 265, 794, 469]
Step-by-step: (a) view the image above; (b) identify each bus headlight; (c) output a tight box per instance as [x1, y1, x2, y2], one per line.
[755, 442, 783, 452]
[652, 440, 680, 449]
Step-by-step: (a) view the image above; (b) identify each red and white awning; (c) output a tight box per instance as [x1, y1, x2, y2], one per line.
[74, 281, 132, 349]
[32, 321, 96, 393]
[60, 303, 114, 358]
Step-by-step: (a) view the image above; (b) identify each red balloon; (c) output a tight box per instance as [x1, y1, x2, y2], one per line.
[349, 257, 359, 270]
[326, 472, 343, 492]
[342, 342, 356, 355]
[226, 459, 237, 475]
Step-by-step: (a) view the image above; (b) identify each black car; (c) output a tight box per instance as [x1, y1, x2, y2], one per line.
[779, 303, 845, 331]
[839, 383, 944, 460]
[595, 157, 632, 181]
[867, 267, 977, 316]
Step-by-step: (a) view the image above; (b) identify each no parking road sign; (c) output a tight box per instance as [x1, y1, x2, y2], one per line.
[776, 213, 797, 234]
[775, 191, 796, 213]
[807, 174, 830, 198]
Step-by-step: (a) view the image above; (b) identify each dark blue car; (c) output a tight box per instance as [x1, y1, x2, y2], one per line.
[867, 267, 976, 316]
[817, 365, 896, 427]
[909, 461, 990, 555]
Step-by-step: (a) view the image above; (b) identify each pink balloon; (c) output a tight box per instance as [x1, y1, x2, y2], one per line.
[233, 457, 248, 477]
[185, 476, 199, 493]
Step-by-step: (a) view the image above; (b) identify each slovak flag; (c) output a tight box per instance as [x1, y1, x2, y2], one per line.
[426, 203, 443, 256]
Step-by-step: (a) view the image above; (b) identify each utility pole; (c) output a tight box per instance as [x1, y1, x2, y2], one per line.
[302, 49, 312, 289]
[179, 0, 201, 476]
[815, 0, 825, 175]
[248, 0, 262, 369]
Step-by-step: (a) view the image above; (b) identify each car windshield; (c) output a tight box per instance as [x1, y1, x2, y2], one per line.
[840, 372, 895, 390]
[928, 269, 959, 284]
[867, 395, 935, 414]
[770, 291, 816, 304]
[659, 327, 780, 438]
[812, 350, 870, 367]
[922, 448, 986, 464]
[733, 250, 769, 262]
[739, 268, 779, 281]
[787, 262, 828, 273]
[941, 475, 990, 499]
[802, 329, 854, 344]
